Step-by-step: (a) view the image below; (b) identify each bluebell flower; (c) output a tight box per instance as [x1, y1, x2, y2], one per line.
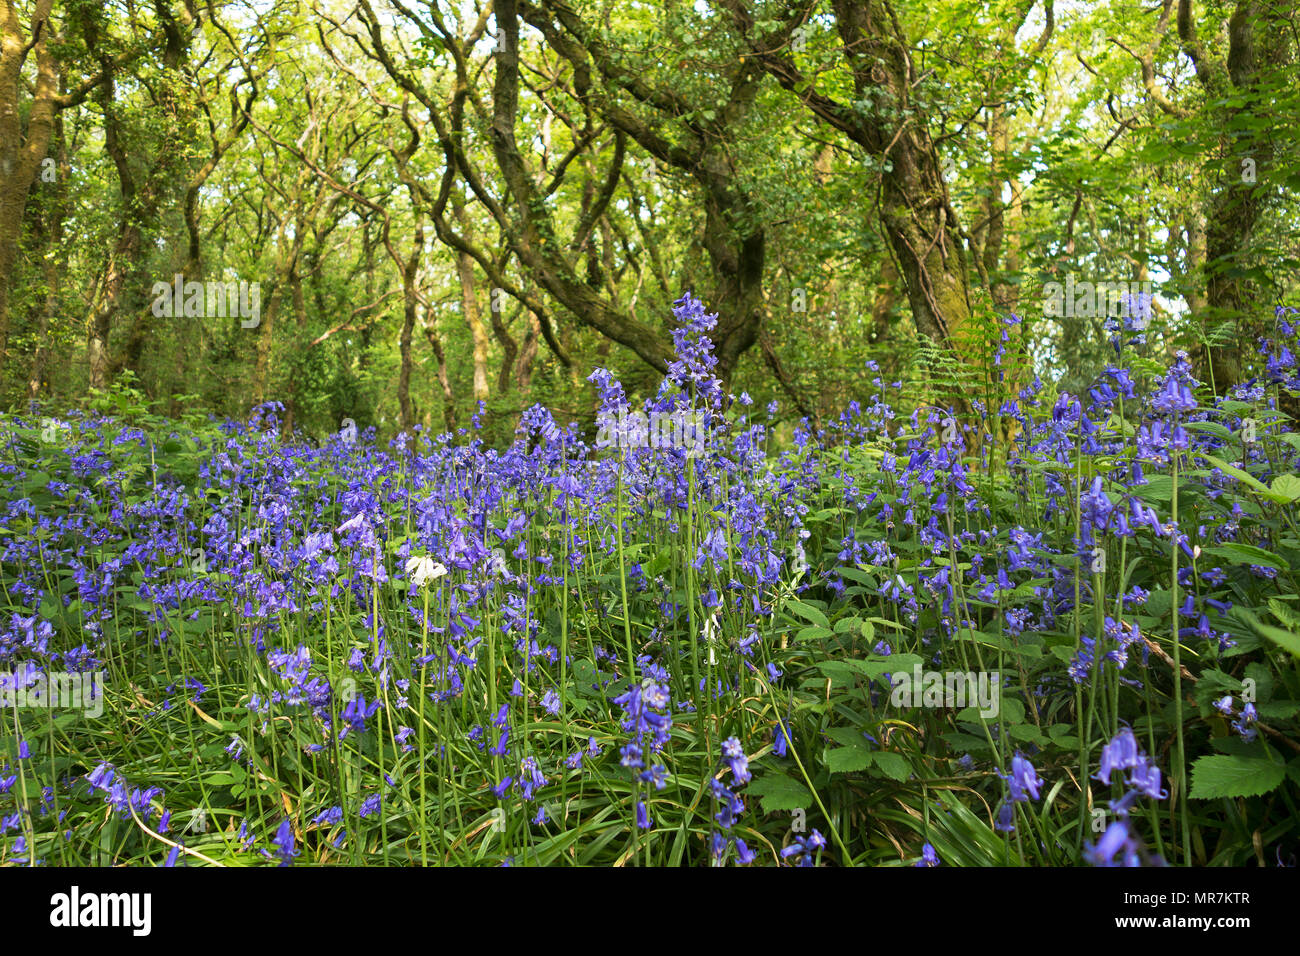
[782, 829, 826, 866]
[1096, 727, 1140, 782]
[1233, 703, 1258, 742]
[272, 818, 299, 866]
[773, 721, 790, 758]
[1083, 821, 1140, 866]
[735, 837, 756, 865]
[721, 736, 751, 784]
[87, 762, 116, 792]
[340, 693, 380, 736]
[313, 806, 343, 826]
[1006, 753, 1043, 802]
[540, 689, 561, 716]
[1129, 762, 1167, 800]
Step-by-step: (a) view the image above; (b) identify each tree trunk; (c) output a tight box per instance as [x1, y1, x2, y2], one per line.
[725, 0, 975, 352]
[421, 308, 456, 434]
[397, 221, 423, 432]
[1184, 1, 1287, 392]
[27, 99, 66, 400]
[453, 228, 490, 404]
[0, 0, 57, 376]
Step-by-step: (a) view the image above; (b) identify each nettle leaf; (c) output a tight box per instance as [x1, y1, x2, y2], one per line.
[1270, 474, 1300, 503]
[824, 746, 873, 773]
[1133, 474, 1174, 501]
[854, 653, 925, 683]
[838, 566, 877, 586]
[868, 751, 910, 781]
[795, 625, 834, 642]
[1189, 755, 1286, 799]
[1184, 420, 1235, 442]
[746, 773, 813, 813]
[1144, 589, 1172, 619]
[1218, 399, 1259, 417]
[824, 726, 872, 748]
[1201, 454, 1291, 503]
[1048, 645, 1076, 664]
[785, 600, 829, 629]
[942, 731, 992, 755]
[1009, 723, 1048, 747]
[815, 660, 859, 685]
[1267, 597, 1300, 631]
[1201, 543, 1289, 571]
[1243, 613, 1300, 659]
[1257, 699, 1300, 720]
[1243, 660, 1274, 703]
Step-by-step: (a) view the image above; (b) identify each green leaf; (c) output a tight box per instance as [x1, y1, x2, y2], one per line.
[837, 567, 878, 586]
[1189, 755, 1285, 799]
[869, 751, 910, 781]
[1256, 622, 1300, 658]
[1009, 723, 1048, 746]
[1201, 543, 1289, 572]
[1183, 420, 1234, 442]
[1268, 598, 1300, 631]
[1271, 474, 1300, 503]
[814, 661, 859, 684]
[1257, 700, 1300, 720]
[1242, 611, 1300, 659]
[1201, 454, 1291, 503]
[746, 773, 813, 813]
[841, 653, 923, 682]
[824, 727, 871, 747]
[795, 625, 834, 642]
[785, 600, 829, 629]
[1132, 475, 1173, 501]
[824, 747, 874, 773]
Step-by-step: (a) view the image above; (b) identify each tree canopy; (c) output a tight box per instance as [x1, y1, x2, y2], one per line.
[2, 0, 1298, 440]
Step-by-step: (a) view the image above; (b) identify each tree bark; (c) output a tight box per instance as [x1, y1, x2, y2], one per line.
[1179, 0, 1287, 392]
[451, 196, 491, 404]
[0, 0, 57, 377]
[397, 220, 423, 432]
[26, 94, 66, 400]
[724, 0, 975, 350]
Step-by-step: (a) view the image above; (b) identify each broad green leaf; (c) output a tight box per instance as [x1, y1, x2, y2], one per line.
[1202, 454, 1291, 503]
[1201, 543, 1288, 572]
[824, 747, 874, 773]
[785, 600, 829, 629]
[746, 774, 813, 813]
[869, 751, 910, 781]
[795, 625, 834, 642]
[1270, 474, 1300, 502]
[1189, 755, 1285, 799]
[1253, 621, 1300, 659]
